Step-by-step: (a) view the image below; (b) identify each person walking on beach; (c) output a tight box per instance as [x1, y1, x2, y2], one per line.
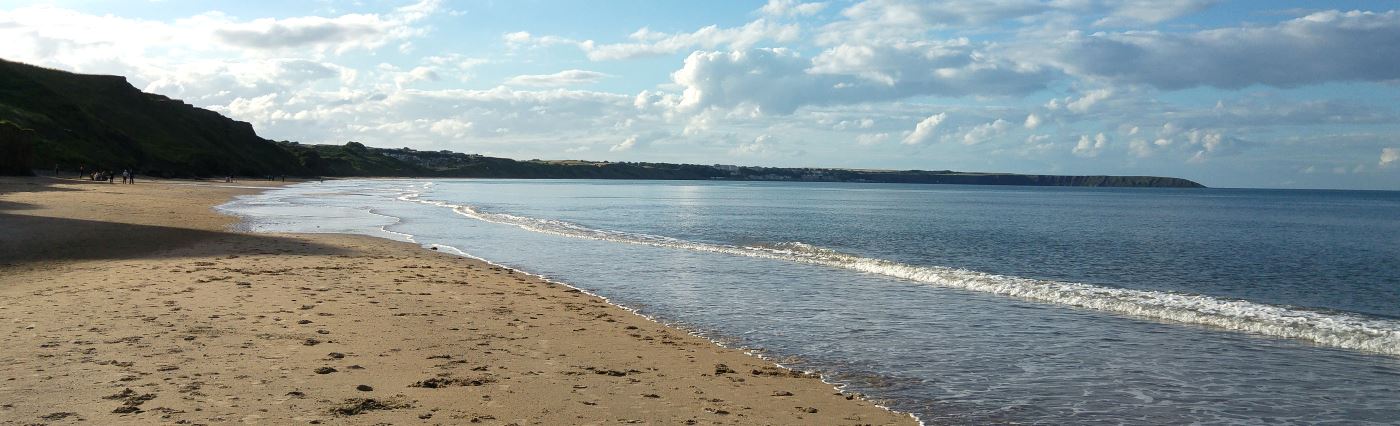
[121, 169, 129, 184]
[127, 169, 135, 184]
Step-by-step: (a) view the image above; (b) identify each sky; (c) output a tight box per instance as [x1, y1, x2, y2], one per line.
[2, 1, 1399, 189]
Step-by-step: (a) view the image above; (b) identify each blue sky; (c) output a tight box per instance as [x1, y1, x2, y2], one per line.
[3, 1, 1399, 189]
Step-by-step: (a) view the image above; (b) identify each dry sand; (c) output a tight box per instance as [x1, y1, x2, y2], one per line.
[0, 176, 915, 425]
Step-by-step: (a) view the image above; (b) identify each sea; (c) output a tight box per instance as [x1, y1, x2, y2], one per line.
[218, 179, 1400, 424]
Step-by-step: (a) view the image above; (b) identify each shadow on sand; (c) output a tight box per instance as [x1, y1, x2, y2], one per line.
[0, 199, 41, 211]
[0, 214, 350, 266]
[0, 176, 83, 194]
[0, 176, 351, 267]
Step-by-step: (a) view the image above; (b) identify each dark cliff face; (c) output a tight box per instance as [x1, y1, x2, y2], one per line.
[0, 59, 302, 177]
[0, 121, 36, 176]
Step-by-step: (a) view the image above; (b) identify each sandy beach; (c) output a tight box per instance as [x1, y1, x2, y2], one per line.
[0, 176, 913, 425]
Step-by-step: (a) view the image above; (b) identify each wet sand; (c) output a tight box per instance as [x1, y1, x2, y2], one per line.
[0, 176, 914, 425]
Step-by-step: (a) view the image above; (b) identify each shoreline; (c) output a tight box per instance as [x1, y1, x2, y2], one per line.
[0, 176, 915, 425]
[419, 242, 912, 419]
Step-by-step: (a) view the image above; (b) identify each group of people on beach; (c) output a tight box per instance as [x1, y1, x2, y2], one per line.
[75, 166, 136, 184]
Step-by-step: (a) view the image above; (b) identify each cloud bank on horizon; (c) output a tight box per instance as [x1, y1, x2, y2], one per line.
[2, 0, 1398, 189]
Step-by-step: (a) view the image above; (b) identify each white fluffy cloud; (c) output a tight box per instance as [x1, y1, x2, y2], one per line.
[1064, 89, 1113, 113]
[1183, 130, 1230, 163]
[1382, 147, 1399, 167]
[823, 0, 1049, 42]
[902, 113, 946, 145]
[142, 59, 354, 105]
[507, 18, 800, 61]
[609, 131, 669, 152]
[429, 119, 474, 138]
[803, 34, 1055, 110]
[0, 1, 445, 110]
[731, 134, 776, 156]
[217, 0, 440, 52]
[857, 132, 892, 145]
[1128, 138, 1154, 158]
[0, 6, 206, 74]
[1050, 10, 1400, 89]
[505, 69, 610, 87]
[1093, 0, 1220, 26]
[594, 19, 801, 61]
[816, 0, 1216, 44]
[1073, 133, 1109, 157]
[1024, 113, 1042, 129]
[215, 15, 390, 51]
[666, 44, 1051, 115]
[670, 49, 828, 114]
[611, 135, 641, 152]
[760, 0, 828, 17]
[393, 66, 441, 87]
[961, 119, 1011, 145]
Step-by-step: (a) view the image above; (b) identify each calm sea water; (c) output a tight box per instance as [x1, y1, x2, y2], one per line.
[220, 179, 1400, 424]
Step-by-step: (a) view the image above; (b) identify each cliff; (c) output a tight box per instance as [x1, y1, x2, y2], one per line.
[0, 59, 302, 177]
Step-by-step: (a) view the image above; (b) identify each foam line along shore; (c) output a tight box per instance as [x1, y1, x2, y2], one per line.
[392, 185, 1400, 357]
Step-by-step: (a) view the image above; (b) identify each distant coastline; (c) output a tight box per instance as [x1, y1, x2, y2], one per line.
[287, 142, 1209, 188]
[0, 58, 1203, 188]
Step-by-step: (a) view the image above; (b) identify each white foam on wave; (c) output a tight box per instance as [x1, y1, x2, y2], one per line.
[400, 191, 1400, 357]
[217, 183, 421, 243]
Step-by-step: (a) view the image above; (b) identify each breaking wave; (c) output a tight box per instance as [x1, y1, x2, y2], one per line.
[400, 190, 1400, 356]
